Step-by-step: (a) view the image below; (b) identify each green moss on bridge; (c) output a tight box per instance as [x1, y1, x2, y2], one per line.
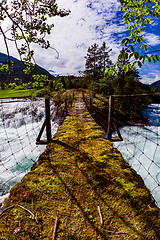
[0, 91, 160, 239]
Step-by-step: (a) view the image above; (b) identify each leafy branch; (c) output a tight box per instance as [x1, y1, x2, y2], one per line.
[0, 0, 70, 72]
[112, 0, 160, 74]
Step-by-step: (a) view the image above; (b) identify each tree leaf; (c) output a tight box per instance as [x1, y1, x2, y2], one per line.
[134, 52, 139, 60]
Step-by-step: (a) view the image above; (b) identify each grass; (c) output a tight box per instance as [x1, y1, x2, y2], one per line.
[0, 89, 37, 98]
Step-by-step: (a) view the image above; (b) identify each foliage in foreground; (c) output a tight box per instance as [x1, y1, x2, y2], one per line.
[107, 0, 160, 74]
[0, 0, 69, 73]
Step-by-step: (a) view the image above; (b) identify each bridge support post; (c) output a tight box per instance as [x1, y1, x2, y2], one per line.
[65, 98, 68, 115]
[36, 98, 52, 145]
[107, 96, 113, 140]
[107, 96, 123, 141]
[45, 98, 52, 143]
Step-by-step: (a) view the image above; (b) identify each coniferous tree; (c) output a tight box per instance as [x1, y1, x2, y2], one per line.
[84, 43, 99, 83]
[84, 42, 112, 85]
[98, 42, 112, 76]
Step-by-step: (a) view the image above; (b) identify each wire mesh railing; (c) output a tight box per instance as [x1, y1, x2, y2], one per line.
[0, 92, 160, 211]
[0, 97, 59, 205]
[0, 93, 74, 207]
[83, 92, 160, 208]
[113, 100, 160, 208]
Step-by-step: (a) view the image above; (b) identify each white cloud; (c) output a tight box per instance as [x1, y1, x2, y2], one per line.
[42, 0, 127, 75]
[0, 0, 127, 75]
[0, 0, 160, 80]
[144, 33, 160, 46]
[140, 70, 160, 85]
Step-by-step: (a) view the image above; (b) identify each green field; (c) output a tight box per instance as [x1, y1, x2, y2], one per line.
[0, 89, 37, 99]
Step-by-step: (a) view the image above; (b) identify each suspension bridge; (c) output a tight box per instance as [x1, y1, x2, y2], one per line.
[0, 90, 160, 239]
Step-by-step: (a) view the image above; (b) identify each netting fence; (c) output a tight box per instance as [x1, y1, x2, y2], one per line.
[84, 93, 160, 208]
[0, 93, 160, 210]
[0, 98, 59, 205]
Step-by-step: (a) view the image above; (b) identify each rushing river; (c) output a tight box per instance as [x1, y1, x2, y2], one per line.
[113, 104, 160, 207]
[0, 100, 160, 208]
[0, 98, 58, 205]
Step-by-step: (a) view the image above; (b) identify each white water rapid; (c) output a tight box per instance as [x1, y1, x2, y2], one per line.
[0, 100, 159, 209]
[0, 98, 59, 205]
[113, 104, 160, 207]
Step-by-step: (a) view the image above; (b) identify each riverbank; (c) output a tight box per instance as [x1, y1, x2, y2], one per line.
[0, 90, 160, 239]
[0, 89, 37, 98]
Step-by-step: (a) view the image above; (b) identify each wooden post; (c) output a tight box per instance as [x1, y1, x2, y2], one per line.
[89, 97, 92, 111]
[65, 98, 68, 115]
[36, 119, 47, 144]
[45, 98, 51, 142]
[82, 92, 84, 100]
[71, 92, 74, 108]
[113, 120, 123, 141]
[107, 96, 113, 140]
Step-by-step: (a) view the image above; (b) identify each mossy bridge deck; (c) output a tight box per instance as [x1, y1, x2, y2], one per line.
[0, 91, 160, 239]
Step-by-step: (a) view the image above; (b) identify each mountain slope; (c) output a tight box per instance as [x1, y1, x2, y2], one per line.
[0, 52, 53, 83]
[150, 80, 160, 91]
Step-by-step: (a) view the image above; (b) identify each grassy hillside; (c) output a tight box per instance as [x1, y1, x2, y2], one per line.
[0, 52, 53, 83]
[0, 89, 37, 98]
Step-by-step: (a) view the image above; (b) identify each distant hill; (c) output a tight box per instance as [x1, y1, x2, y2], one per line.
[150, 80, 160, 92]
[0, 52, 53, 83]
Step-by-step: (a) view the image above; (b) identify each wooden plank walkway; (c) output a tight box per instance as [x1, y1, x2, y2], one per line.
[0, 91, 160, 239]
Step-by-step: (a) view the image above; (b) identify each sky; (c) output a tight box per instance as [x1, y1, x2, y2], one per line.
[0, 0, 160, 84]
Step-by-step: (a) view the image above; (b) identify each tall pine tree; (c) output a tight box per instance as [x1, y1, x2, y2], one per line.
[84, 43, 99, 83]
[98, 42, 112, 76]
[84, 42, 112, 83]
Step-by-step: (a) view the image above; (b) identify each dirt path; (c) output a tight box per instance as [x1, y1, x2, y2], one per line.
[74, 93, 89, 117]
